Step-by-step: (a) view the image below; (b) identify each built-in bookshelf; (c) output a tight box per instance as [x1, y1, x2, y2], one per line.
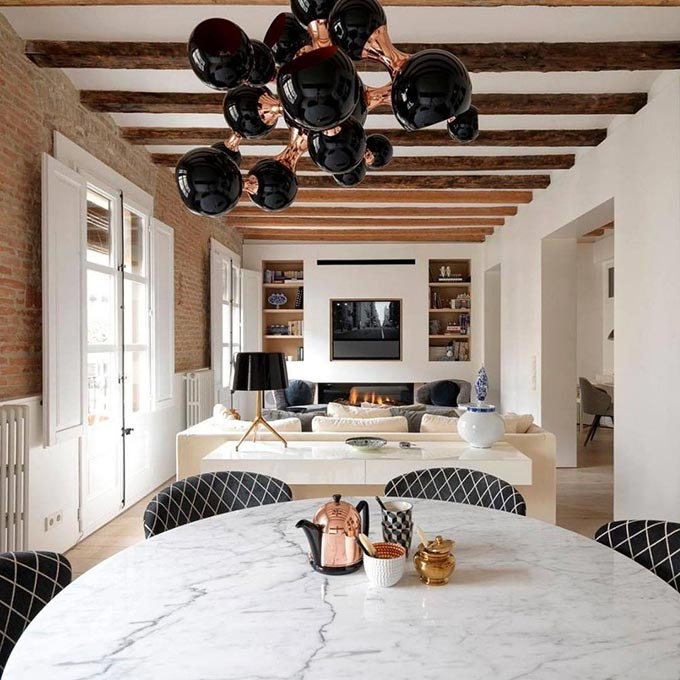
[428, 259, 471, 362]
[262, 260, 304, 362]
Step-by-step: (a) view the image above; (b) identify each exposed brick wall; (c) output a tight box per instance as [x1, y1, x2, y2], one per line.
[0, 15, 242, 400]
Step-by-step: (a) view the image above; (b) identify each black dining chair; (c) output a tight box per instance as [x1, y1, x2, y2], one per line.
[579, 377, 614, 446]
[385, 467, 526, 516]
[0, 551, 72, 677]
[594, 520, 680, 592]
[144, 471, 293, 538]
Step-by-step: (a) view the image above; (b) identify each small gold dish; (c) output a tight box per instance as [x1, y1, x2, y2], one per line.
[413, 535, 456, 585]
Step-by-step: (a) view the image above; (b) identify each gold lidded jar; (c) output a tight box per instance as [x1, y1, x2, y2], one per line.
[413, 535, 456, 585]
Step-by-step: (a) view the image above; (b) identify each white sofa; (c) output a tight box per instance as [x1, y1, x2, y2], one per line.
[176, 422, 556, 523]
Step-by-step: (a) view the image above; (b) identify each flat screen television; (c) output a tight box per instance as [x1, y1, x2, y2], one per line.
[331, 300, 401, 360]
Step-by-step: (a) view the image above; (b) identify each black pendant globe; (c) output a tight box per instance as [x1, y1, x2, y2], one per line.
[447, 105, 479, 144]
[391, 49, 472, 131]
[277, 46, 359, 131]
[328, 0, 386, 60]
[175, 147, 242, 217]
[223, 85, 276, 139]
[291, 0, 338, 26]
[249, 40, 277, 85]
[211, 141, 242, 168]
[247, 159, 298, 211]
[264, 12, 311, 67]
[334, 160, 367, 187]
[308, 119, 367, 174]
[366, 133, 393, 168]
[350, 77, 368, 125]
[188, 18, 254, 91]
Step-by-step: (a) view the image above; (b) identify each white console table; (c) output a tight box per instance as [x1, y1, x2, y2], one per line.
[201, 440, 531, 487]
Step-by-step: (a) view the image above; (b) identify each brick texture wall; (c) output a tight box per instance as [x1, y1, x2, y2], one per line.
[0, 15, 242, 400]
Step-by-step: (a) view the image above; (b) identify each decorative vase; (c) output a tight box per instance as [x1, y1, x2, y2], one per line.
[475, 366, 489, 402]
[457, 404, 504, 449]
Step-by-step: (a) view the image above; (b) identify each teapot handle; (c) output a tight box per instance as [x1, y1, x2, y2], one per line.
[356, 500, 370, 536]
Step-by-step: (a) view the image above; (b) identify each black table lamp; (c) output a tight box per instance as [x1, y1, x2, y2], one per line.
[232, 352, 289, 450]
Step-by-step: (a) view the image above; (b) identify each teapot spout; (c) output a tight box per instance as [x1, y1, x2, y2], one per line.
[296, 519, 323, 567]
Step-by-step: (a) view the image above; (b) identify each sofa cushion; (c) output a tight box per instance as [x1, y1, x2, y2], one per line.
[429, 380, 460, 407]
[262, 409, 318, 432]
[502, 413, 535, 434]
[312, 416, 408, 433]
[420, 413, 459, 433]
[327, 402, 392, 418]
[285, 380, 314, 407]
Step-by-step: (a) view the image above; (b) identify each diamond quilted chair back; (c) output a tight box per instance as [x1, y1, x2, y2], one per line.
[595, 520, 680, 592]
[144, 471, 293, 538]
[385, 467, 526, 516]
[0, 551, 72, 676]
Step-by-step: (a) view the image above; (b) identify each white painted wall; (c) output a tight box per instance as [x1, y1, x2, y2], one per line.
[484, 265, 502, 408]
[1, 373, 186, 553]
[485, 72, 680, 519]
[576, 243, 604, 384]
[242, 243, 485, 388]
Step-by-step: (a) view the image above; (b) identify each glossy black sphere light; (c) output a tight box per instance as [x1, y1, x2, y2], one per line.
[308, 119, 367, 174]
[223, 85, 276, 139]
[391, 49, 472, 131]
[447, 105, 479, 144]
[291, 0, 338, 26]
[264, 12, 311, 66]
[249, 40, 277, 85]
[247, 159, 299, 211]
[188, 18, 253, 90]
[365, 134, 393, 168]
[328, 0, 386, 60]
[175, 147, 242, 217]
[334, 160, 367, 187]
[277, 46, 359, 131]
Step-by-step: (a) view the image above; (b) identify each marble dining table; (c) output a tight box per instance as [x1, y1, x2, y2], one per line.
[5, 498, 680, 680]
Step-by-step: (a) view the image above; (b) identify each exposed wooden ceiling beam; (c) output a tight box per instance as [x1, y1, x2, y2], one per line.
[231, 205, 518, 218]
[152, 153, 574, 171]
[233, 217, 503, 228]
[124, 127, 606, 146]
[298, 175, 549, 189]
[239, 229, 487, 242]
[246, 189, 533, 204]
[26, 41, 680, 72]
[82, 91, 646, 116]
[9, 0, 680, 6]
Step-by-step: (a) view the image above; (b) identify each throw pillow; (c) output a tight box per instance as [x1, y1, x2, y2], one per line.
[327, 402, 392, 418]
[420, 413, 459, 434]
[429, 380, 460, 407]
[311, 416, 408, 433]
[285, 380, 314, 407]
[501, 412, 535, 434]
[262, 409, 317, 432]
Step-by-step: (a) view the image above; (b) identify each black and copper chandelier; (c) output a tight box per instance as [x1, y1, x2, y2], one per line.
[175, 0, 479, 217]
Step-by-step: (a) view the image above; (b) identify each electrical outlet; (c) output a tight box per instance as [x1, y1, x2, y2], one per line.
[44, 510, 64, 532]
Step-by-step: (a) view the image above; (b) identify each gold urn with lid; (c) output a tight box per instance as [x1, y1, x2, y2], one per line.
[413, 536, 456, 585]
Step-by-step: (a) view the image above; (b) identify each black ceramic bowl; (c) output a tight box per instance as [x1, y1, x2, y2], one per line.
[308, 119, 367, 174]
[249, 40, 277, 85]
[277, 46, 359, 131]
[223, 84, 277, 139]
[391, 49, 472, 131]
[328, 0, 386, 60]
[334, 159, 367, 187]
[211, 142, 242, 168]
[366, 133, 393, 168]
[188, 18, 254, 90]
[264, 12, 312, 67]
[447, 105, 480, 144]
[175, 147, 243, 216]
[291, 0, 338, 26]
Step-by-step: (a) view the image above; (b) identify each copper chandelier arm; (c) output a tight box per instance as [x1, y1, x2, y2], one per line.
[243, 174, 260, 196]
[257, 90, 284, 126]
[274, 126, 309, 173]
[224, 131, 242, 151]
[307, 20, 332, 49]
[365, 82, 392, 113]
[361, 25, 409, 76]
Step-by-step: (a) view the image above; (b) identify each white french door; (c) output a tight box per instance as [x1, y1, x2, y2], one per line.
[82, 184, 152, 534]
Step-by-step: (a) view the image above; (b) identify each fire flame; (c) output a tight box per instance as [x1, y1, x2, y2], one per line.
[348, 388, 392, 406]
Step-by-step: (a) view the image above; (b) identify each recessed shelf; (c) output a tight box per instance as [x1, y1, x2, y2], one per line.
[264, 308, 304, 313]
[428, 308, 471, 313]
[263, 282, 304, 288]
[429, 282, 470, 287]
[264, 335, 304, 339]
[429, 335, 470, 340]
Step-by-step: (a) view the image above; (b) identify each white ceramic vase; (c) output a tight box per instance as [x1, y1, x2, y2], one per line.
[458, 404, 504, 448]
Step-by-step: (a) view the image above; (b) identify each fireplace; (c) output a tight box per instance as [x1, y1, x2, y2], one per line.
[318, 382, 414, 406]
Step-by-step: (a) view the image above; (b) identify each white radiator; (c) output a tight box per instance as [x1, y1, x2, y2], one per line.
[0, 405, 29, 552]
[185, 370, 214, 427]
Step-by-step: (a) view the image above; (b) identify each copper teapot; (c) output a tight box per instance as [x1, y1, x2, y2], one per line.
[296, 495, 369, 574]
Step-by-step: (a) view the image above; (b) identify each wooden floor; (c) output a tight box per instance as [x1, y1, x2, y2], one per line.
[66, 428, 614, 578]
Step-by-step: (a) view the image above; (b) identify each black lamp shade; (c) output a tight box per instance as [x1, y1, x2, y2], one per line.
[232, 352, 289, 391]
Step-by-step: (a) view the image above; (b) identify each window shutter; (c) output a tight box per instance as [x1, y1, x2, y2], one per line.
[41, 154, 87, 447]
[151, 219, 175, 408]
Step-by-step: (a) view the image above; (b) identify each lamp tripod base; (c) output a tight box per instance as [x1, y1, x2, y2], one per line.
[235, 391, 288, 451]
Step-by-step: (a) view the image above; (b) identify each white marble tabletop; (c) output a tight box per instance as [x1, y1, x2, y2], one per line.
[6, 499, 680, 680]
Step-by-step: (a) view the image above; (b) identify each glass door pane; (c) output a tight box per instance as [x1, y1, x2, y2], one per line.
[123, 207, 145, 276]
[87, 353, 115, 426]
[87, 189, 113, 267]
[123, 279, 148, 346]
